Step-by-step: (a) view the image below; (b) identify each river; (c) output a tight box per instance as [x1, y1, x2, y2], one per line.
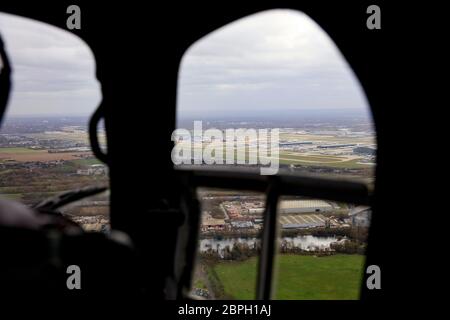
[199, 235, 339, 252]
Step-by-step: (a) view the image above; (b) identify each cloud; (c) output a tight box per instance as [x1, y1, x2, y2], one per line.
[0, 9, 370, 121]
[0, 12, 100, 116]
[177, 10, 369, 120]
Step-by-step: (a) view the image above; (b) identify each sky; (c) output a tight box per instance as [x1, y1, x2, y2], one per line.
[0, 10, 370, 120]
[0, 12, 100, 116]
[177, 10, 370, 120]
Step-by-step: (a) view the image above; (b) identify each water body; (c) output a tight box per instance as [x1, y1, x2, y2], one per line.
[199, 235, 338, 252]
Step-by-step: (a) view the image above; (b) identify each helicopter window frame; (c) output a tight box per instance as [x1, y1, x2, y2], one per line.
[174, 8, 376, 300]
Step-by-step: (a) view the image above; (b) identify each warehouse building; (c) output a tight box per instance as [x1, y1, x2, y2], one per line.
[317, 143, 356, 149]
[281, 221, 324, 229]
[279, 199, 333, 214]
[349, 206, 371, 227]
[231, 221, 254, 229]
[201, 213, 226, 231]
[353, 146, 376, 155]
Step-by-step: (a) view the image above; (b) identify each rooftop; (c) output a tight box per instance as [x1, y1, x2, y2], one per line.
[279, 199, 333, 210]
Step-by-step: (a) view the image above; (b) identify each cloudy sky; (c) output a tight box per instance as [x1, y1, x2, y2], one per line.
[0, 12, 100, 116]
[0, 10, 369, 120]
[178, 10, 369, 120]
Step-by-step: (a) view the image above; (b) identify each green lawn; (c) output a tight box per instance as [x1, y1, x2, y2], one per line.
[194, 279, 208, 290]
[213, 254, 365, 300]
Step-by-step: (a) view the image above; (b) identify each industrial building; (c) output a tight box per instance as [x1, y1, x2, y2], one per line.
[248, 207, 265, 215]
[201, 199, 339, 233]
[282, 222, 323, 229]
[279, 199, 333, 214]
[201, 213, 226, 231]
[349, 206, 371, 227]
[279, 213, 331, 229]
[230, 221, 254, 229]
[353, 146, 376, 155]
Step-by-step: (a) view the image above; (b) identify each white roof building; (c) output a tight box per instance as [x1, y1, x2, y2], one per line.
[279, 200, 333, 214]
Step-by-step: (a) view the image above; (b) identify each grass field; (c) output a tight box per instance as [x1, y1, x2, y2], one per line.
[177, 143, 372, 169]
[212, 254, 365, 300]
[0, 147, 43, 154]
[69, 158, 102, 167]
[0, 147, 92, 162]
[1, 193, 23, 200]
[26, 132, 89, 144]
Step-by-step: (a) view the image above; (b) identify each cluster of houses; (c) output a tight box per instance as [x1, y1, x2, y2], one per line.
[222, 200, 265, 219]
[200, 198, 371, 233]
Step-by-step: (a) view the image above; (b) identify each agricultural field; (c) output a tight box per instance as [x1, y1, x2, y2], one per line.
[26, 128, 86, 143]
[24, 128, 106, 145]
[210, 254, 365, 300]
[69, 158, 103, 166]
[0, 118, 109, 226]
[0, 147, 43, 154]
[0, 147, 92, 162]
[0, 156, 107, 204]
[0, 167, 107, 204]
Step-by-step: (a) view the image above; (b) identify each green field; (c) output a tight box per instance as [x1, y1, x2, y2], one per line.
[0, 147, 42, 154]
[212, 254, 365, 300]
[69, 158, 102, 167]
[181, 145, 371, 169]
[1, 193, 23, 200]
